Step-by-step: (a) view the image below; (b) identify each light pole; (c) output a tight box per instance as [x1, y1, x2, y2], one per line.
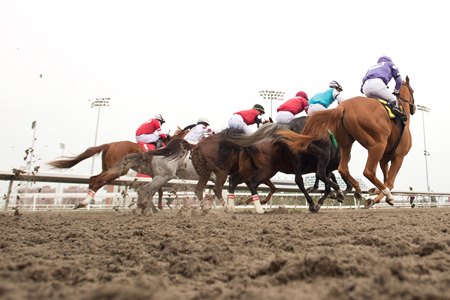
[258, 90, 285, 118]
[89, 98, 110, 174]
[417, 104, 431, 192]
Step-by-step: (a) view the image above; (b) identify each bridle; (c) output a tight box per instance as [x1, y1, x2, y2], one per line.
[398, 81, 416, 115]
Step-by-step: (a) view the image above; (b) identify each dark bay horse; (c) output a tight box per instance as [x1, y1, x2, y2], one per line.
[48, 127, 189, 209]
[191, 129, 277, 213]
[276, 76, 415, 207]
[220, 117, 350, 213]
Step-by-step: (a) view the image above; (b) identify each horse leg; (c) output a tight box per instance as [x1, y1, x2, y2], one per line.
[260, 179, 276, 205]
[157, 187, 164, 210]
[138, 177, 169, 214]
[382, 155, 407, 205]
[245, 178, 264, 214]
[338, 146, 363, 202]
[194, 174, 210, 208]
[212, 171, 228, 208]
[294, 172, 319, 213]
[316, 182, 332, 208]
[75, 172, 118, 209]
[362, 146, 392, 205]
[227, 171, 244, 212]
[307, 176, 320, 193]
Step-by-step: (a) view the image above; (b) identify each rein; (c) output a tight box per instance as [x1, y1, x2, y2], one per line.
[397, 82, 416, 115]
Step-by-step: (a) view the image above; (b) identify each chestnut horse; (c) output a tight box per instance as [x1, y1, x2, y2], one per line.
[276, 76, 415, 207]
[48, 127, 189, 209]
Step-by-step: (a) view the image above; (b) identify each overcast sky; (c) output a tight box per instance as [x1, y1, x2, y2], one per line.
[1, 0, 449, 194]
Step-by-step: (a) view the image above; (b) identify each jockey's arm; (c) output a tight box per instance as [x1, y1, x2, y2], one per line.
[156, 128, 167, 139]
[334, 89, 344, 104]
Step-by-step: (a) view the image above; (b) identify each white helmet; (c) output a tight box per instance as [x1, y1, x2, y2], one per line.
[154, 114, 165, 123]
[197, 117, 210, 125]
[329, 80, 343, 91]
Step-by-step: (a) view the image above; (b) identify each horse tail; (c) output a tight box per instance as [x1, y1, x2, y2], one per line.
[48, 144, 110, 169]
[277, 107, 344, 153]
[220, 123, 291, 147]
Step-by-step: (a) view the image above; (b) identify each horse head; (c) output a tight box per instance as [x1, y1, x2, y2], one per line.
[399, 75, 416, 115]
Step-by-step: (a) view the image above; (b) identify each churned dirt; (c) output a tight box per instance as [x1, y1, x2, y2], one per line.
[0, 207, 449, 300]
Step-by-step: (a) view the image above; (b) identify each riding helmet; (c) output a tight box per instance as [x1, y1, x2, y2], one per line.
[329, 80, 343, 91]
[377, 55, 393, 63]
[154, 114, 165, 124]
[295, 91, 308, 100]
[252, 104, 265, 114]
[197, 117, 210, 125]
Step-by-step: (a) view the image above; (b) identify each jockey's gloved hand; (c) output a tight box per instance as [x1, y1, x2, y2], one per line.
[393, 89, 400, 96]
[160, 133, 168, 139]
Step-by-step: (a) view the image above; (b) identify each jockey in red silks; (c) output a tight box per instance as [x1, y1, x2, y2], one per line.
[228, 104, 265, 134]
[135, 114, 167, 151]
[276, 91, 309, 123]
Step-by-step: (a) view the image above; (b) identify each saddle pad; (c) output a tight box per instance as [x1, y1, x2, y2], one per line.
[377, 99, 395, 119]
[138, 143, 156, 152]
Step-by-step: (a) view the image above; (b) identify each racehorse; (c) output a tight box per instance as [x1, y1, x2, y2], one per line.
[103, 137, 216, 214]
[48, 127, 189, 209]
[220, 117, 351, 213]
[276, 76, 415, 207]
[190, 128, 279, 213]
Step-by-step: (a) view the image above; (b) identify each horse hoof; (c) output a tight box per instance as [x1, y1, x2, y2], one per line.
[73, 203, 86, 209]
[354, 192, 363, 201]
[386, 199, 394, 206]
[364, 199, 374, 209]
[224, 206, 235, 213]
[308, 205, 319, 213]
[411, 204, 416, 208]
[368, 188, 379, 195]
[335, 191, 345, 203]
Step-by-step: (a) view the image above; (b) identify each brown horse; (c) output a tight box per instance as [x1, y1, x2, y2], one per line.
[220, 117, 351, 213]
[48, 127, 189, 209]
[276, 76, 415, 207]
[191, 128, 276, 213]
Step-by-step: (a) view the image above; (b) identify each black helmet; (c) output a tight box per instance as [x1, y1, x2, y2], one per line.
[154, 114, 165, 124]
[252, 104, 265, 114]
[329, 80, 343, 91]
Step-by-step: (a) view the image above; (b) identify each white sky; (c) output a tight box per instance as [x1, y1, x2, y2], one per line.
[1, 0, 449, 193]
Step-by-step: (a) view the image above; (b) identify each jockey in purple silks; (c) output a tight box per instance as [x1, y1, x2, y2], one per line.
[361, 56, 407, 122]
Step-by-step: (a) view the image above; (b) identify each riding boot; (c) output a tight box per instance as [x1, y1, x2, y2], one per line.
[390, 103, 407, 122]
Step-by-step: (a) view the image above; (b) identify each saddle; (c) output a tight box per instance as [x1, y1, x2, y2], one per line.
[377, 99, 396, 119]
[138, 143, 156, 152]
[138, 139, 165, 152]
[377, 99, 407, 122]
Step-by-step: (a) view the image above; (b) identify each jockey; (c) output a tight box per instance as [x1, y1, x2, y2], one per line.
[228, 104, 265, 134]
[308, 81, 344, 115]
[183, 117, 213, 145]
[275, 91, 309, 123]
[361, 56, 407, 121]
[135, 114, 167, 147]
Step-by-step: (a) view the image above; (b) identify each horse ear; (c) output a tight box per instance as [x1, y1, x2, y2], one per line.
[405, 75, 409, 84]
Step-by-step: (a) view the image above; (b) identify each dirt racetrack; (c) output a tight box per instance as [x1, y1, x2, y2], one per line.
[1, 207, 449, 300]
